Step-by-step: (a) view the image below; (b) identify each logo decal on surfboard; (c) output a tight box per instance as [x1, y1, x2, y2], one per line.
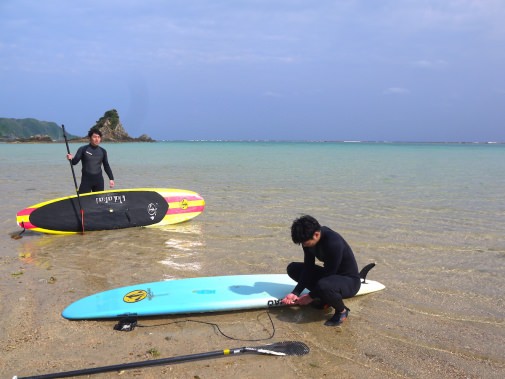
[180, 199, 189, 210]
[147, 203, 158, 220]
[123, 290, 148, 303]
[95, 194, 127, 204]
[192, 289, 216, 294]
[267, 299, 283, 307]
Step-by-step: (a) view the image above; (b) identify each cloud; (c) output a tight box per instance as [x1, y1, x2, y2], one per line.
[383, 87, 410, 95]
[411, 59, 448, 69]
[263, 91, 282, 98]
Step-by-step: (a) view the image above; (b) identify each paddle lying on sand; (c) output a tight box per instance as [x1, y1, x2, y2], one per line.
[13, 341, 309, 379]
[62, 124, 84, 234]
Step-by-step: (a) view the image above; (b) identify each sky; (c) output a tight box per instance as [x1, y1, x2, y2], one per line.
[1, 0, 505, 142]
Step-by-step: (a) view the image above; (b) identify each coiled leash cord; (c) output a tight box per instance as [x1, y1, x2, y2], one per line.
[113, 309, 276, 342]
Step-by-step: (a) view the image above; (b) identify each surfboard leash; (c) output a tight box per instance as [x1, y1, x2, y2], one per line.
[11, 222, 26, 240]
[113, 310, 277, 342]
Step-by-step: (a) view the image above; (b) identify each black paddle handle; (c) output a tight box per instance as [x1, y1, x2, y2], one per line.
[62, 125, 80, 193]
[61, 124, 84, 233]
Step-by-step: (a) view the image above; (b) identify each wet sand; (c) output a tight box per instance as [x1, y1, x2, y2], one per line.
[2, 231, 504, 379]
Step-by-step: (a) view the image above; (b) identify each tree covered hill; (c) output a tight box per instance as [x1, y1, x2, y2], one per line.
[0, 118, 79, 141]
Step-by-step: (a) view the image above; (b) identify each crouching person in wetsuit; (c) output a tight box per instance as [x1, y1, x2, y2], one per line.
[66, 127, 115, 193]
[281, 215, 361, 326]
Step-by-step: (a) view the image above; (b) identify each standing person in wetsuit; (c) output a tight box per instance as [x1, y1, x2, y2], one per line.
[281, 215, 361, 327]
[66, 127, 115, 193]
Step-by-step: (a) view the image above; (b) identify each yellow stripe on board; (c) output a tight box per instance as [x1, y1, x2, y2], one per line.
[156, 212, 204, 226]
[17, 215, 30, 224]
[27, 227, 79, 235]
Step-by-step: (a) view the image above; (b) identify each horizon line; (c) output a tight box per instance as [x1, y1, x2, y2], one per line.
[156, 139, 504, 144]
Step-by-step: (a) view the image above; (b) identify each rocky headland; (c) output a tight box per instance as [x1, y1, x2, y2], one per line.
[1, 109, 154, 143]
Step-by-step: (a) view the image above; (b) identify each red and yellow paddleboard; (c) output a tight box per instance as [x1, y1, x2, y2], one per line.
[16, 188, 205, 235]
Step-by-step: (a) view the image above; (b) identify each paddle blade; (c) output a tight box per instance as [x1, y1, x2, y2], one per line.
[249, 341, 310, 356]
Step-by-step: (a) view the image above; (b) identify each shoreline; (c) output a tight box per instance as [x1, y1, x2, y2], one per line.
[2, 139, 504, 144]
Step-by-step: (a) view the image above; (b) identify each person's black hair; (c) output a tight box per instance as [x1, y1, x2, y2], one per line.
[291, 215, 321, 244]
[88, 127, 102, 138]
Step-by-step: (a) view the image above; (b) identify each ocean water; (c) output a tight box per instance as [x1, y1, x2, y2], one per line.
[1, 141, 505, 377]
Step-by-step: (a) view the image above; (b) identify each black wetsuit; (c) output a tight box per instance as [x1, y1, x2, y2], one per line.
[71, 144, 114, 193]
[287, 226, 361, 312]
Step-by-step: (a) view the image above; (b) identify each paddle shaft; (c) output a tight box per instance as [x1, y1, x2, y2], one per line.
[14, 341, 308, 378]
[15, 348, 242, 379]
[61, 124, 84, 233]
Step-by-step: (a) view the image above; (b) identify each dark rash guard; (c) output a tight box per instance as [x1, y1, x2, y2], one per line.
[292, 226, 360, 296]
[71, 144, 114, 192]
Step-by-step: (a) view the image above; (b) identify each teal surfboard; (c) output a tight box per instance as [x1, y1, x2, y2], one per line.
[62, 266, 385, 320]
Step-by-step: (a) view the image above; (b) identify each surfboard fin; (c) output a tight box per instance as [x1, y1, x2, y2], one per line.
[359, 263, 376, 283]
